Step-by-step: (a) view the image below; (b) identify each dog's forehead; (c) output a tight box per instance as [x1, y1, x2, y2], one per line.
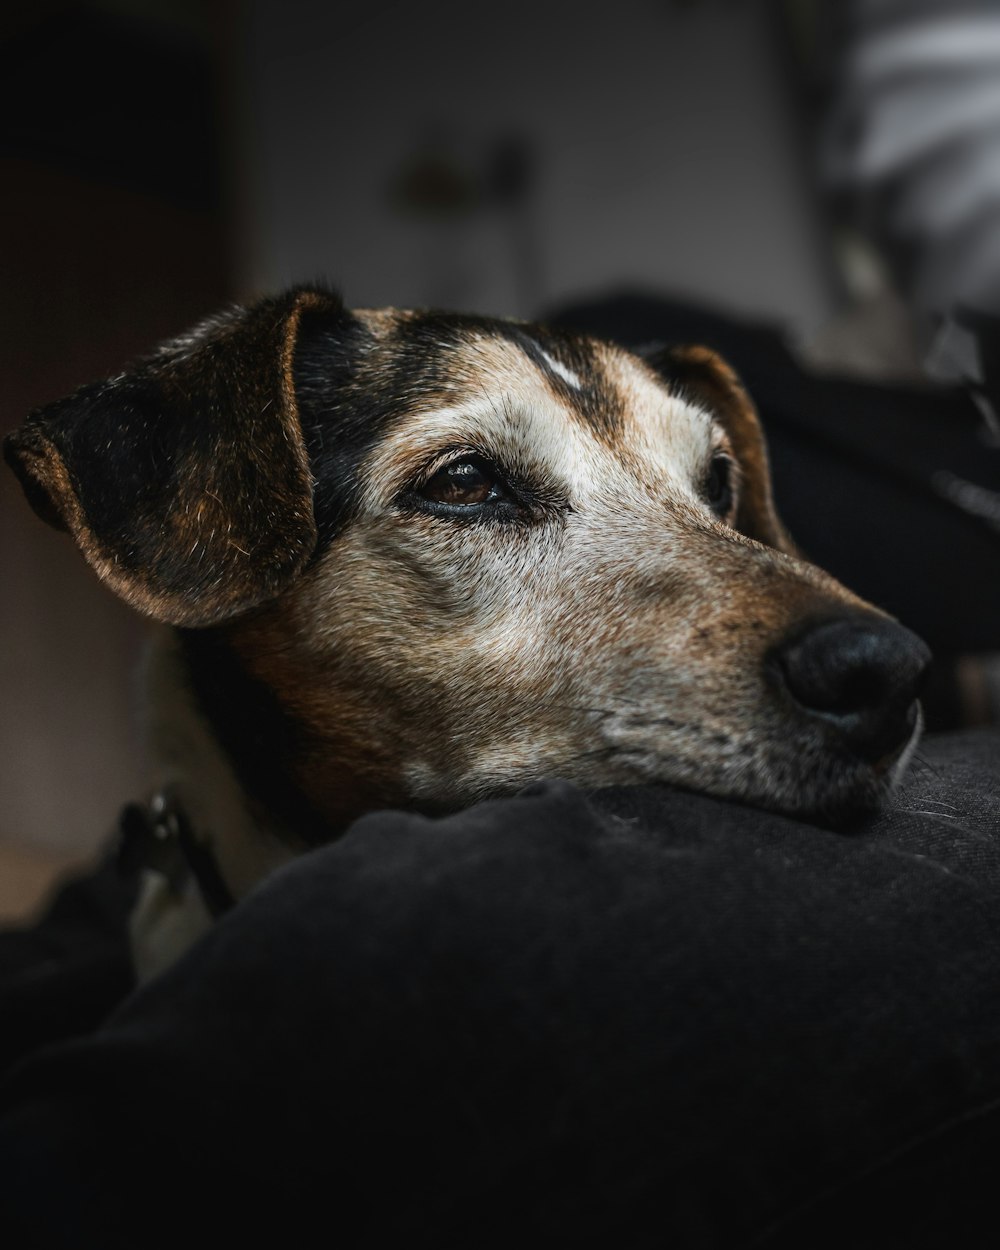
[352, 308, 716, 501]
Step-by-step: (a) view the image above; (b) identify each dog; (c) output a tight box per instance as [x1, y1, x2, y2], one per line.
[4, 284, 930, 975]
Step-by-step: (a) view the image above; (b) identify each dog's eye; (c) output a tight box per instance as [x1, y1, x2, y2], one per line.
[704, 454, 735, 518]
[419, 459, 502, 508]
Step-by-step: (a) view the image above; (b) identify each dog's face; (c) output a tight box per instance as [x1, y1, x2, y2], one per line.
[5, 287, 929, 838]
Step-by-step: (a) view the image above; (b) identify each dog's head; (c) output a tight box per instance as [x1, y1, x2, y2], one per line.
[5, 285, 929, 836]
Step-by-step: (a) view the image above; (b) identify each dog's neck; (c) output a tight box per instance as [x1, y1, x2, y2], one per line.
[144, 626, 306, 892]
[132, 628, 302, 980]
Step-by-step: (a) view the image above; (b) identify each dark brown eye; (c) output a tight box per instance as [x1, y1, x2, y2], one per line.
[419, 459, 501, 508]
[705, 454, 734, 518]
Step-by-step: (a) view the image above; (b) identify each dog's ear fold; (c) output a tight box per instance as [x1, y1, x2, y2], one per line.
[3, 287, 342, 627]
[646, 344, 797, 555]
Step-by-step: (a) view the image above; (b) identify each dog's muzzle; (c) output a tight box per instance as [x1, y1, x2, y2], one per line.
[769, 614, 931, 768]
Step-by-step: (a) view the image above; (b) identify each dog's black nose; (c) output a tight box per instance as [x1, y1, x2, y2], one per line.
[771, 615, 931, 764]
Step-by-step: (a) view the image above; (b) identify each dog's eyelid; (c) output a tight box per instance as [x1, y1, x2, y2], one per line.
[708, 422, 734, 454]
[392, 448, 515, 519]
[711, 448, 739, 476]
[394, 446, 567, 525]
[416, 446, 561, 501]
[706, 427, 739, 478]
[417, 446, 496, 488]
[395, 448, 510, 504]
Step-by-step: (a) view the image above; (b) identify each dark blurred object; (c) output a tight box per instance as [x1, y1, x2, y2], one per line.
[926, 304, 1000, 442]
[487, 133, 543, 317]
[0, 5, 221, 211]
[0, 845, 136, 1077]
[821, 2, 1000, 402]
[546, 291, 1000, 726]
[389, 130, 480, 216]
[390, 129, 536, 218]
[485, 133, 535, 207]
[389, 126, 543, 315]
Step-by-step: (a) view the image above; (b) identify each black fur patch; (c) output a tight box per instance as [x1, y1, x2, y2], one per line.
[178, 628, 333, 847]
[293, 305, 386, 551]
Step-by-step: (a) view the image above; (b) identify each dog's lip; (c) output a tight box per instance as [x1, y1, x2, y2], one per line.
[766, 684, 923, 782]
[871, 745, 905, 778]
[578, 692, 924, 822]
[802, 703, 923, 827]
[880, 700, 925, 783]
[860, 698, 924, 778]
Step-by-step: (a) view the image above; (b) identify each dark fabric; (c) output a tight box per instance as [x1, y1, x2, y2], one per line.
[545, 292, 1000, 660]
[0, 848, 136, 1078]
[1, 730, 999, 1248]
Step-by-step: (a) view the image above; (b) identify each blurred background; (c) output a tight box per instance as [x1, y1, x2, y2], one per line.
[2, 0, 998, 917]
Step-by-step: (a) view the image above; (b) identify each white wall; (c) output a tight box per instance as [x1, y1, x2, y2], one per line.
[242, 0, 835, 335]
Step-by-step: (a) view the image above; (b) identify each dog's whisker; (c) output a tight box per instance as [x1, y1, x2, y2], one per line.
[910, 750, 944, 783]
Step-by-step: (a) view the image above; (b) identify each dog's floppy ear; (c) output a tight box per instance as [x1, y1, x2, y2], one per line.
[647, 344, 796, 555]
[4, 287, 344, 627]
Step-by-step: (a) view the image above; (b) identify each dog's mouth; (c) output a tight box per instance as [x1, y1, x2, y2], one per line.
[782, 690, 926, 824]
[581, 691, 926, 827]
[794, 702, 925, 826]
[871, 700, 924, 780]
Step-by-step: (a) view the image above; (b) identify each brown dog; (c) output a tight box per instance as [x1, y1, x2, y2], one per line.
[5, 285, 929, 970]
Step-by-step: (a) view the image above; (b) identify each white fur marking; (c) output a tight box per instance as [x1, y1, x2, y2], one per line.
[538, 347, 582, 390]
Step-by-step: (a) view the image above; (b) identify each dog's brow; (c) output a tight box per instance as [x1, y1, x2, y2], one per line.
[508, 328, 624, 440]
[535, 345, 582, 390]
[512, 328, 582, 390]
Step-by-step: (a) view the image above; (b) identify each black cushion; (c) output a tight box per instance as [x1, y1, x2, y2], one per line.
[1, 729, 999, 1248]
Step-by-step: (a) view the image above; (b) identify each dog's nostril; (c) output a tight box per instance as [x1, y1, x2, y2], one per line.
[771, 615, 931, 763]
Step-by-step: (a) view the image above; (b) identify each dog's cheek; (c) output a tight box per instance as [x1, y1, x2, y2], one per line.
[252, 532, 498, 719]
[291, 526, 579, 788]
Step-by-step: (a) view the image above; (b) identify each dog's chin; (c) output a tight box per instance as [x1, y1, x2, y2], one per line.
[762, 766, 894, 830]
[596, 703, 925, 831]
[741, 705, 925, 830]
